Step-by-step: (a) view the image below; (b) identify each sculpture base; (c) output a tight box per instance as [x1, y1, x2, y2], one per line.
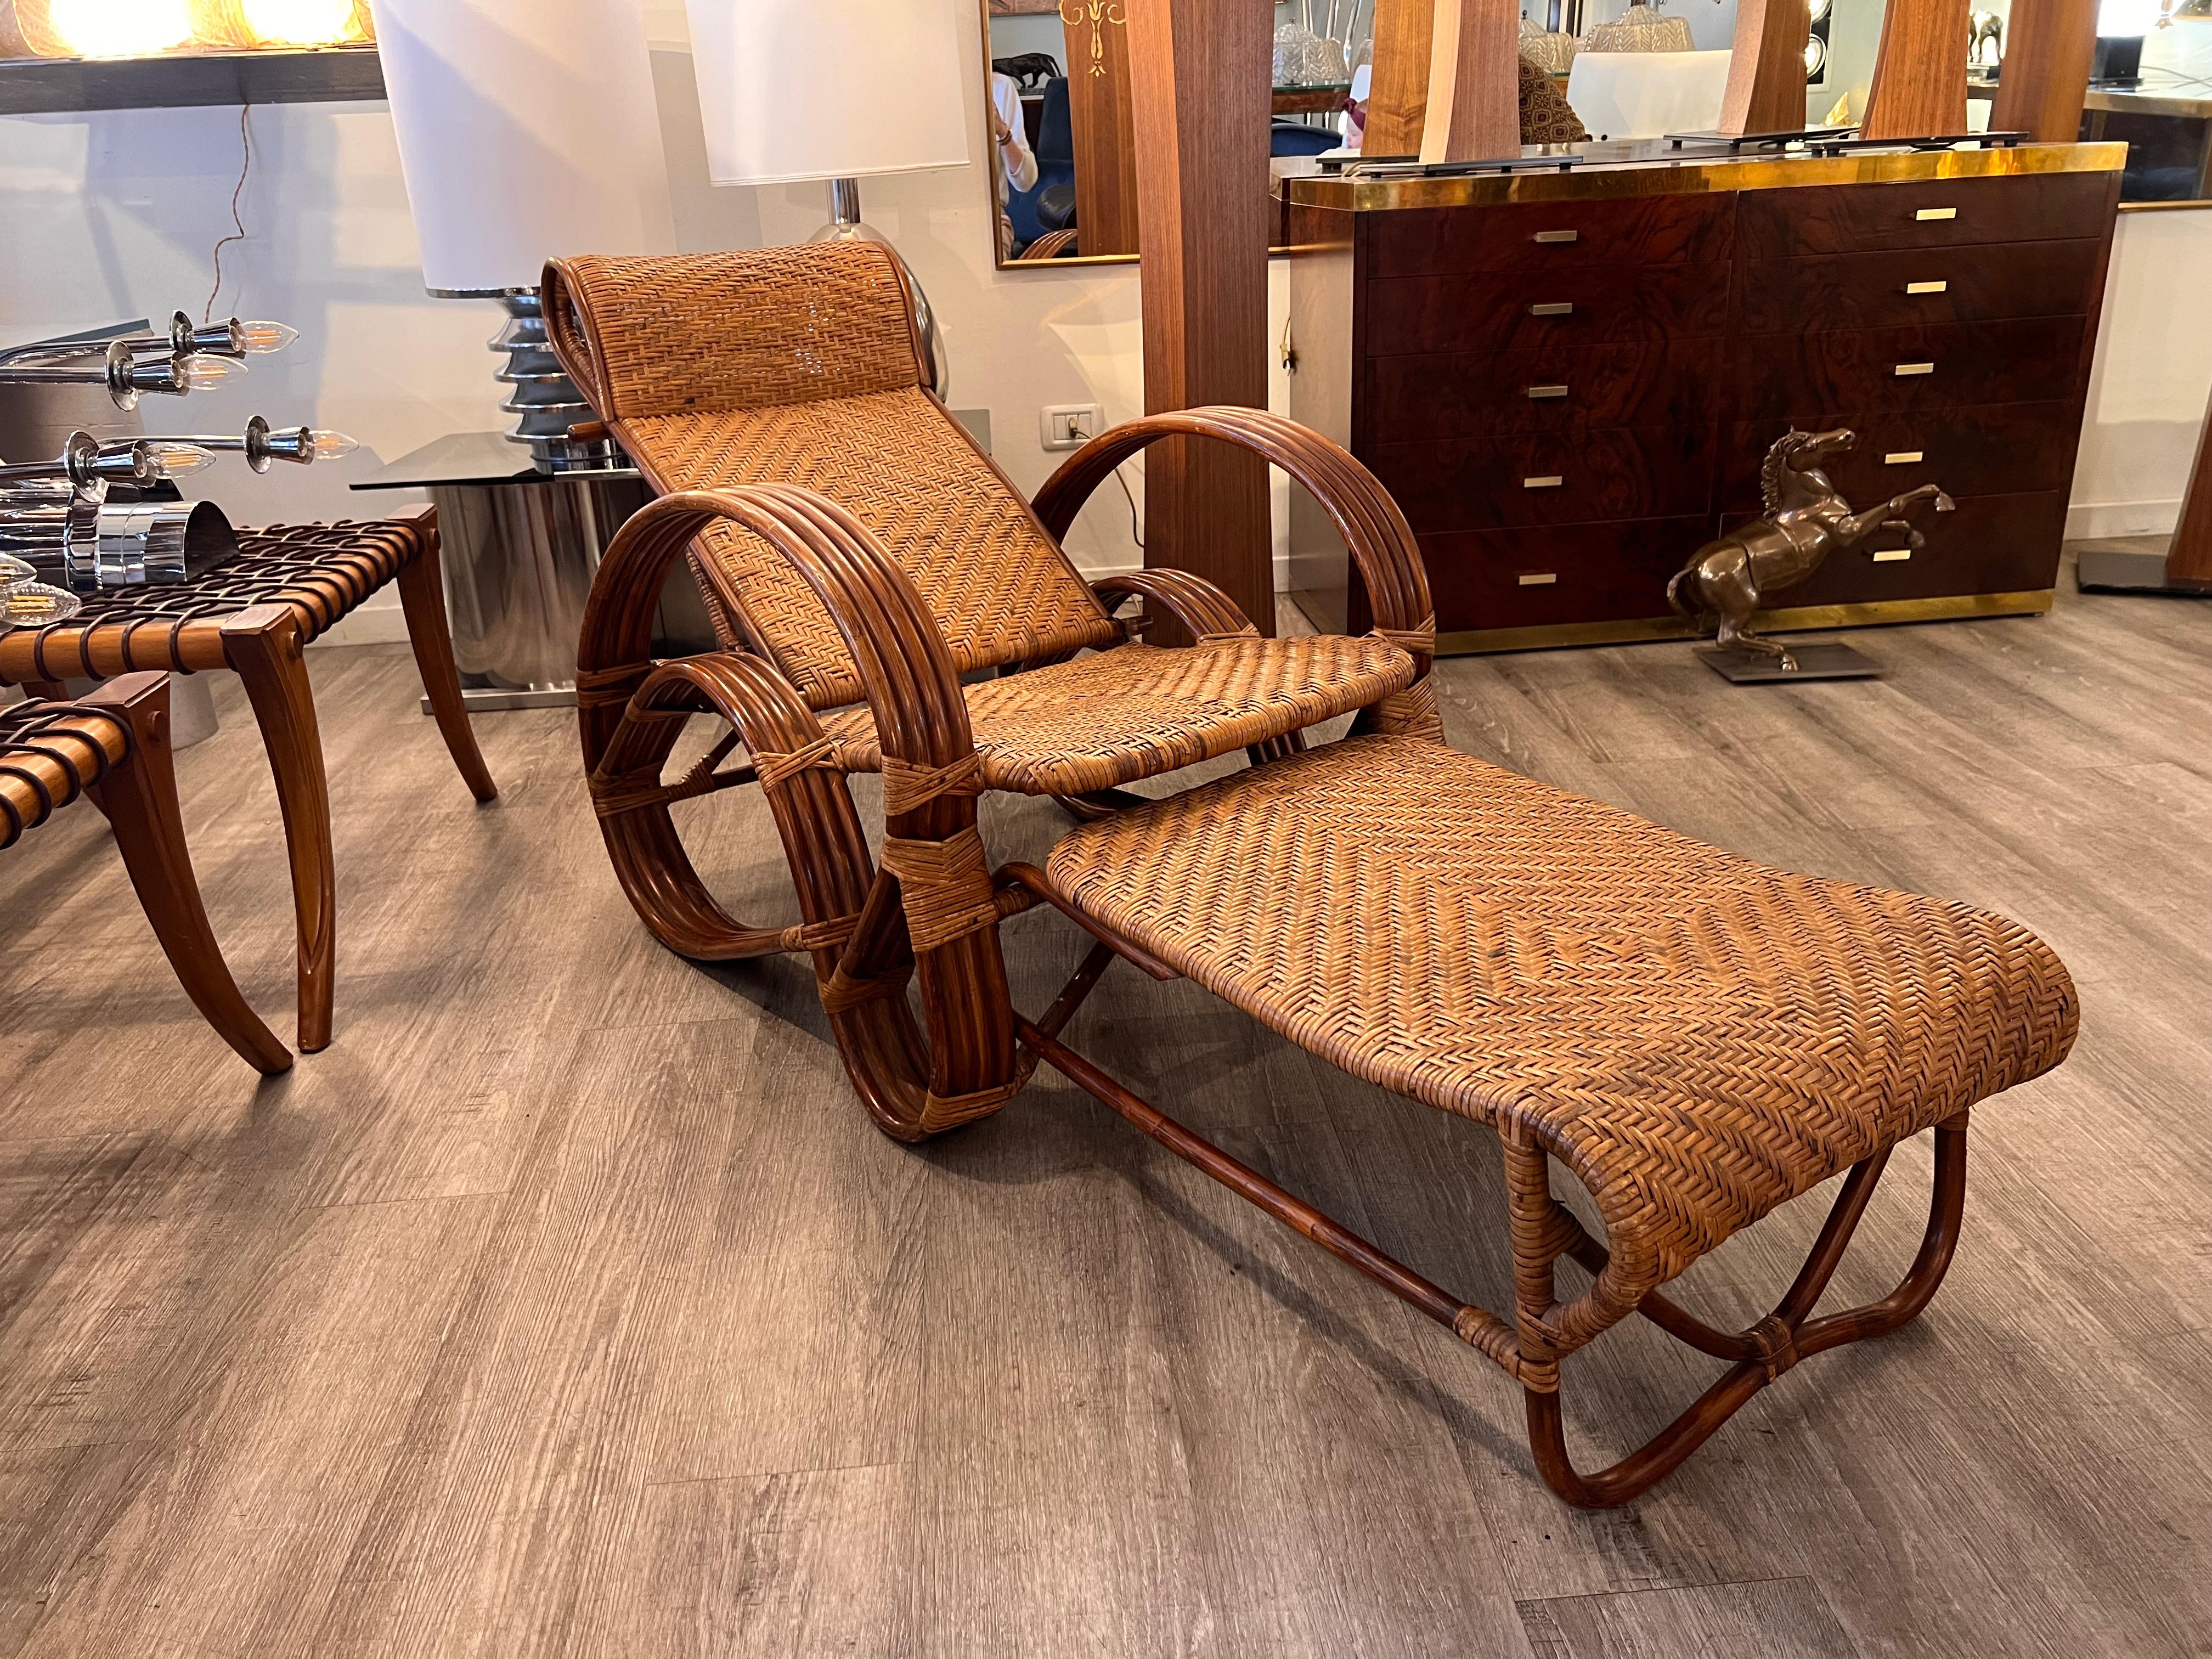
[1697, 642, 1882, 682]
[2074, 545, 2212, 596]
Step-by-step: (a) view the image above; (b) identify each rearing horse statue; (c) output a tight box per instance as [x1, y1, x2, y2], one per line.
[1667, 429, 1955, 673]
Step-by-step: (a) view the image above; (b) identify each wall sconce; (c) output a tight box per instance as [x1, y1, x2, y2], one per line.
[108, 415, 359, 473]
[0, 311, 294, 409]
[0, 434, 235, 593]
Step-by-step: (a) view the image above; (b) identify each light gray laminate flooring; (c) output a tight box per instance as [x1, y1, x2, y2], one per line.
[1, 567, 2206, 1657]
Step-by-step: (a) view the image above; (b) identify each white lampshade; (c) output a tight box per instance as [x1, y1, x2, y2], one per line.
[682, 0, 974, 187]
[369, 0, 677, 294]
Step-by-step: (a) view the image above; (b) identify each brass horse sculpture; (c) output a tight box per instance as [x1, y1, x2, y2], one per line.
[1668, 428, 1954, 673]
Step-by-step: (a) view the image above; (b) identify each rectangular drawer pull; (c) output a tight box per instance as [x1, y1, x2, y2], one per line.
[1916, 207, 1958, 221]
[1904, 280, 1949, 295]
[1894, 362, 1936, 376]
[1523, 475, 1565, 489]
[1526, 384, 1570, 399]
[1872, 549, 1913, 562]
[1517, 572, 1559, 585]
[1884, 449, 1925, 465]
[1528, 301, 1575, 317]
[1532, 229, 1579, 244]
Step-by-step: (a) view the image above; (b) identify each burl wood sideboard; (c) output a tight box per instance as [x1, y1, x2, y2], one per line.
[1282, 143, 2125, 652]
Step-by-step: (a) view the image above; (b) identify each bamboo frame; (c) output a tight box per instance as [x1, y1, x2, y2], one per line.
[556, 249, 2064, 1502]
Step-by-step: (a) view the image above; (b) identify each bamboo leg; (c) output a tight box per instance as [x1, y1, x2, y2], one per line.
[394, 526, 499, 804]
[221, 605, 336, 1052]
[81, 678, 292, 1075]
[1522, 1115, 1968, 1508]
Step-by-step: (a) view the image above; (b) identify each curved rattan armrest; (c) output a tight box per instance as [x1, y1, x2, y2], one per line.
[1090, 569, 1256, 639]
[1031, 407, 1436, 663]
[575, 487, 977, 786]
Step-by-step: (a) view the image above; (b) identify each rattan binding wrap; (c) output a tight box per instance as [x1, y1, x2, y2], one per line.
[1046, 734, 2079, 1286]
[545, 245, 1121, 712]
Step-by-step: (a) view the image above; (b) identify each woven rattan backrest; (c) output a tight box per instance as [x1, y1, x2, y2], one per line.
[545, 245, 1120, 710]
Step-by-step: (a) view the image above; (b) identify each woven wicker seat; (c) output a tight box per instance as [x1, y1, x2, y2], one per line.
[821, 634, 1413, 795]
[1046, 733, 2078, 1285]
[0, 518, 498, 1050]
[1, 677, 289, 1073]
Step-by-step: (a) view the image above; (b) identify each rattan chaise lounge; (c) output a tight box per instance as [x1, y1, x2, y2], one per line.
[2, 674, 290, 1074]
[548, 247, 2078, 1505]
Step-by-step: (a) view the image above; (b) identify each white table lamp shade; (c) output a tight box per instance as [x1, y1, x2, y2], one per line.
[369, 0, 677, 294]
[684, 0, 975, 187]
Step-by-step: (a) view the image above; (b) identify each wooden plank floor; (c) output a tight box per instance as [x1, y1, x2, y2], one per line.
[2, 566, 2207, 1657]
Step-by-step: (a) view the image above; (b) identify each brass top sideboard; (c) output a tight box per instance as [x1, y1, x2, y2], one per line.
[1282, 142, 2128, 653]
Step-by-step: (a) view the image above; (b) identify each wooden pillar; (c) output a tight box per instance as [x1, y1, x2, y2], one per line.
[1419, 0, 1521, 163]
[1718, 0, 1810, 136]
[1363, 0, 1436, 157]
[1991, 0, 2098, 143]
[1126, 0, 1273, 635]
[2169, 391, 2212, 586]
[1063, 2, 1142, 256]
[1861, 0, 1969, 140]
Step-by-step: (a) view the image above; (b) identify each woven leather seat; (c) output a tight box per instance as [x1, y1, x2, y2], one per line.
[820, 634, 1414, 796]
[1046, 733, 2079, 1284]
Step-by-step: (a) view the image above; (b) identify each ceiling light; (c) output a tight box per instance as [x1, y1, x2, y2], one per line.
[239, 0, 361, 46]
[46, 0, 193, 57]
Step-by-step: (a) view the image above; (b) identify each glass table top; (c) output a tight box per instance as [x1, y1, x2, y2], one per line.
[349, 430, 639, 492]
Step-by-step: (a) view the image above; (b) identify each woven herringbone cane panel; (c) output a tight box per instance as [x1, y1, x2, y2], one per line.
[553, 245, 923, 421]
[629, 391, 1121, 711]
[821, 634, 1416, 795]
[1047, 735, 2079, 1284]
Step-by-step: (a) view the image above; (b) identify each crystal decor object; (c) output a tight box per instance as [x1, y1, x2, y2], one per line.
[1582, 0, 1697, 52]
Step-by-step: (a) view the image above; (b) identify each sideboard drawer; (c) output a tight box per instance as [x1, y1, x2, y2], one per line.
[1720, 490, 2069, 603]
[1729, 318, 2085, 417]
[1423, 518, 1710, 634]
[1371, 427, 1713, 531]
[1734, 239, 2104, 334]
[1736, 171, 2115, 257]
[1364, 263, 1731, 355]
[1369, 339, 1721, 439]
[1718, 403, 2084, 509]
[1367, 193, 1734, 278]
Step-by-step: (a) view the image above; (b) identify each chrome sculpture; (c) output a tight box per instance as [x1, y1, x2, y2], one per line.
[1667, 428, 1954, 673]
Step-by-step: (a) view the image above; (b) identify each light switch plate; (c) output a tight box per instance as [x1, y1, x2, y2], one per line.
[1040, 403, 1104, 451]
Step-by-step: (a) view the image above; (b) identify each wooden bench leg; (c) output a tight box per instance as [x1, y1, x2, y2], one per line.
[222, 605, 336, 1053]
[82, 678, 293, 1075]
[396, 529, 499, 804]
[1520, 1114, 1970, 1509]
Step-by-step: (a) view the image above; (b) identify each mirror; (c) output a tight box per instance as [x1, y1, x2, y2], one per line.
[981, 0, 1369, 266]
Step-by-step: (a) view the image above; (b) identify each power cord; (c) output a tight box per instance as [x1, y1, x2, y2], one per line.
[205, 103, 253, 324]
[1068, 422, 1143, 551]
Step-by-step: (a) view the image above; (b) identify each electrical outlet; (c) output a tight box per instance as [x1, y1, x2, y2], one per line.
[1040, 403, 1103, 451]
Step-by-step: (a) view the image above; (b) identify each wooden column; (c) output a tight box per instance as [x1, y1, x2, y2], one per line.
[1861, 0, 1969, 140]
[1363, 0, 1436, 157]
[1991, 0, 2098, 143]
[1718, 0, 1810, 136]
[1419, 0, 1521, 163]
[1126, 0, 1273, 635]
[2169, 391, 2212, 586]
[1063, 2, 1142, 256]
